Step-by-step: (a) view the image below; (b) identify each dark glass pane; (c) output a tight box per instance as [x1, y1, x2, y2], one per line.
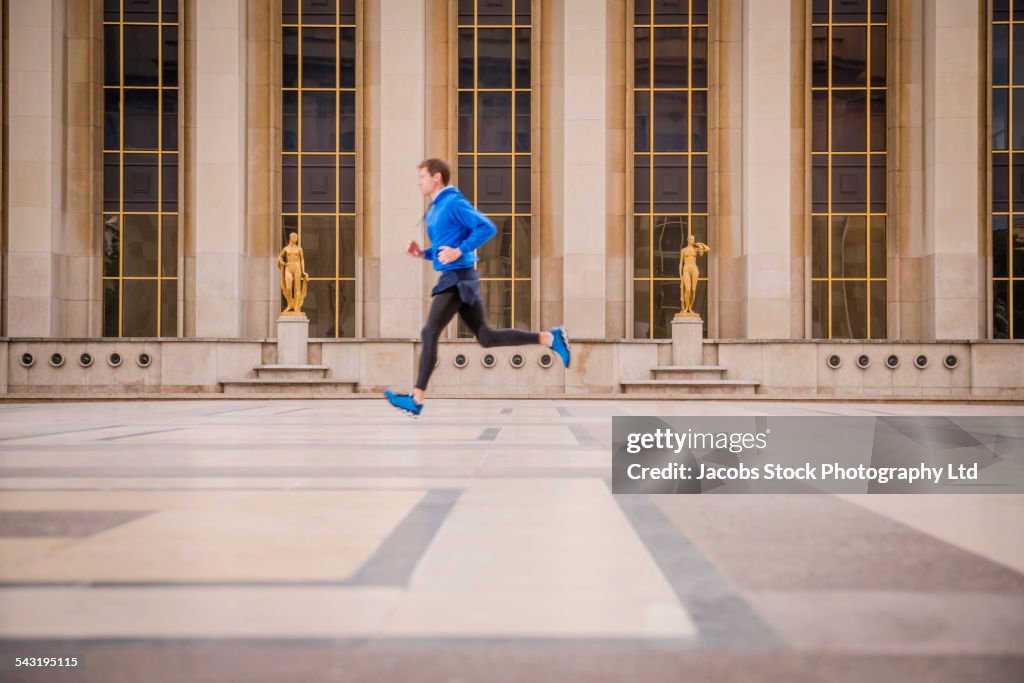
[832, 0, 868, 23]
[691, 216, 709, 274]
[870, 91, 886, 151]
[123, 214, 159, 277]
[283, 0, 299, 23]
[693, 0, 708, 25]
[831, 279, 867, 339]
[993, 153, 1009, 212]
[160, 279, 177, 337]
[124, 89, 159, 150]
[692, 91, 707, 152]
[339, 27, 356, 87]
[477, 0, 513, 25]
[458, 154, 475, 202]
[338, 279, 355, 338]
[1012, 153, 1024, 208]
[635, 28, 650, 88]
[653, 28, 687, 88]
[283, 27, 299, 87]
[831, 215, 867, 279]
[869, 216, 886, 278]
[812, 216, 828, 279]
[812, 26, 828, 88]
[339, 0, 355, 24]
[811, 280, 828, 337]
[458, 29, 474, 89]
[831, 26, 867, 88]
[634, 216, 651, 278]
[870, 155, 886, 211]
[1015, 280, 1024, 338]
[479, 216, 512, 278]
[162, 90, 178, 150]
[104, 25, 120, 86]
[813, 0, 828, 24]
[653, 91, 687, 152]
[812, 91, 828, 152]
[1014, 25, 1024, 86]
[302, 90, 337, 151]
[301, 0, 336, 24]
[634, 92, 651, 152]
[871, 0, 886, 22]
[476, 156, 513, 213]
[162, 214, 178, 277]
[516, 28, 530, 88]
[692, 156, 708, 212]
[105, 0, 120, 21]
[301, 215, 336, 278]
[478, 29, 513, 88]
[123, 153, 159, 211]
[994, 88, 1009, 151]
[515, 0, 530, 24]
[832, 90, 866, 151]
[653, 0, 687, 24]
[477, 281, 511, 331]
[339, 154, 355, 213]
[162, 153, 177, 211]
[302, 155, 335, 213]
[339, 215, 355, 278]
[653, 279, 683, 338]
[515, 92, 530, 152]
[123, 0, 159, 23]
[812, 155, 828, 212]
[993, 280, 1010, 338]
[282, 216, 299, 252]
[164, 0, 179, 21]
[103, 279, 119, 337]
[652, 155, 687, 213]
[514, 155, 530, 212]
[994, 0, 1008, 21]
[283, 91, 298, 151]
[636, 0, 651, 24]
[634, 278, 651, 338]
[305, 279, 337, 337]
[104, 90, 120, 149]
[458, 0, 474, 24]
[163, 25, 178, 87]
[103, 215, 120, 277]
[652, 215, 685, 279]
[635, 154, 650, 212]
[478, 92, 512, 152]
[123, 25, 159, 86]
[1013, 215, 1024, 277]
[302, 28, 336, 88]
[831, 154, 867, 212]
[1014, 90, 1024, 149]
[514, 279, 531, 331]
[869, 281, 886, 339]
[104, 153, 120, 211]
[339, 91, 355, 151]
[993, 215, 1009, 279]
[458, 91, 474, 152]
[514, 216, 531, 278]
[692, 27, 707, 87]
[870, 26, 885, 87]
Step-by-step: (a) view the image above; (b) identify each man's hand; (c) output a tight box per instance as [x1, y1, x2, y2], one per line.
[438, 246, 462, 264]
[406, 240, 424, 258]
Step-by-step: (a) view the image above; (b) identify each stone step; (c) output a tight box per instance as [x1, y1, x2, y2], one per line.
[620, 379, 759, 396]
[221, 378, 357, 396]
[651, 365, 728, 381]
[254, 364, 329, 380]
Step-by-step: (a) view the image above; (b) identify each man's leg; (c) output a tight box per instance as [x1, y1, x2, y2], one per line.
[412, 289, 462, 403]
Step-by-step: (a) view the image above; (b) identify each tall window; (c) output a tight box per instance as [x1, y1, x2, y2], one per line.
[282, 0, 357, 337]
[992, 0, 1024, 338]
[633, 0, 709, 339]
[456, 0, 532, 335]
[810, 0, 887, 338]
[102, 0, 179, 336]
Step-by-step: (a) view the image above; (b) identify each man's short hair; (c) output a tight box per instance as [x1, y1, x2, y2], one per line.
[418, 158, 451, 185]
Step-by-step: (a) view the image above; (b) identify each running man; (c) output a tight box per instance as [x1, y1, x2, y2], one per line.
[385, 158, 570, 417]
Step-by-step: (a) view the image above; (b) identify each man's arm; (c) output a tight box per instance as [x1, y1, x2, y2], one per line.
[452, 199, 497, 254]
[422, 245, 436, 261]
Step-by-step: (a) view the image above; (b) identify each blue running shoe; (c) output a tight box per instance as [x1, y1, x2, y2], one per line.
[549, 326, 571, 368]
[385, 389, 423, 418]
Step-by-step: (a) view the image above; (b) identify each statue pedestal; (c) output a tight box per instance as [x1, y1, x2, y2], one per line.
[671, 316, 703, 366]
[277, 315, 310, 365]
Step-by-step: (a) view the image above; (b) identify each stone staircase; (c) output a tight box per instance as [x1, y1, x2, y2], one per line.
[221, 364, 357, 395]
[621, 364, 759, 396]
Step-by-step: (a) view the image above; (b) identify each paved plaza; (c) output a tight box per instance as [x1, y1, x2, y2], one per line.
[0, 399, 1022, 682]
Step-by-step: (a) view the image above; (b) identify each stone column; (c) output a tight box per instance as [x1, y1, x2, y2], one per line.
[5, 0, 66, 336]
[193, 0, 248, 337]
[377, 0, 425, 337]
[921, 0, 983, 338]
[740, 0, 792, 338]
[562, 0, 607, 337]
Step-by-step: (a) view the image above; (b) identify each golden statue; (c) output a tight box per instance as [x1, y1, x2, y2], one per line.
[278, 231, 309, 316]
[676, 234, 710, 319]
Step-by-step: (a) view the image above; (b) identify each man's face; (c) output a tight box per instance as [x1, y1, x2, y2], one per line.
[417, 167, 442, 197]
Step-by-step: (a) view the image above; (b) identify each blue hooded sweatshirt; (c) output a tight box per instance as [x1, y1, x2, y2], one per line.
[421, 186, 497, 272]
